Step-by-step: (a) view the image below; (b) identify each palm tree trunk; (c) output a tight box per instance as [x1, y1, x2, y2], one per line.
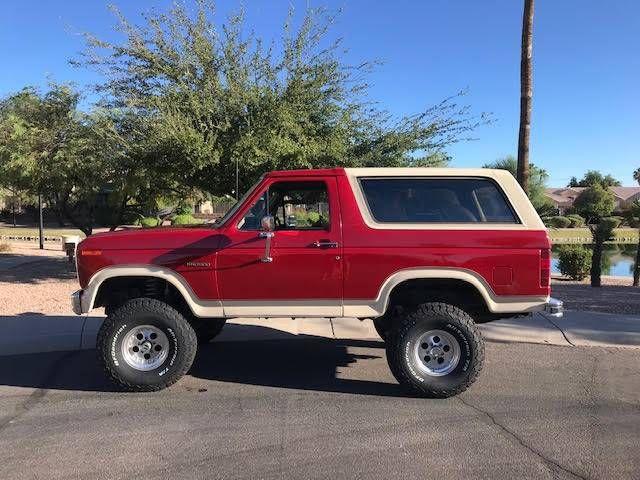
[517, 0, 534, 195]
[591, 239, 603, 287]
[634, 237, 640, 287]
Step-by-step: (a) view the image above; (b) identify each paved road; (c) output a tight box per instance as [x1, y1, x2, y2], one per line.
[1, 328, 639, 480]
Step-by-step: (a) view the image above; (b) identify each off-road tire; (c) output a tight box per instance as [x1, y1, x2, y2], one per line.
[386, 302, 484, 398]
[97, 298, 197, 392]
[192, 318, 227, 344]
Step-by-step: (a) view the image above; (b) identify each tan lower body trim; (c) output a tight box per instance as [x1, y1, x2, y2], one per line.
[222, 300, 341, 318]
[82, 266, 548, 319]
[342, 297, 548, 318]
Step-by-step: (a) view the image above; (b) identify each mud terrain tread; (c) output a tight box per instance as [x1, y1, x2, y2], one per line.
[97, 298, 197, 392]
[386, 302, 485, 398]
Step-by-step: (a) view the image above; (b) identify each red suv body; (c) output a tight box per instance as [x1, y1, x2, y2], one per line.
[73, 168, 561, 396]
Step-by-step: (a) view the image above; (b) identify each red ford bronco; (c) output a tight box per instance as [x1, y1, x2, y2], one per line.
[72, 168, 562, 397]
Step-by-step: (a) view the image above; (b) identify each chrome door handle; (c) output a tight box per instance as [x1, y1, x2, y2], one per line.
[312, 240, 339, 248]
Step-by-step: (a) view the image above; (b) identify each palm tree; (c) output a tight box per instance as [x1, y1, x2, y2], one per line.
[517, 0, 535, 195]
[630, 200, 640, 287]
[633, 167, 640, 286]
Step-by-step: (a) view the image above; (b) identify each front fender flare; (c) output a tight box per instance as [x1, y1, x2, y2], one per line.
[81, 265, 223, 317]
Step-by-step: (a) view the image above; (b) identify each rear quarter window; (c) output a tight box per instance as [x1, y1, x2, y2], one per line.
[359, 177, 519, 224]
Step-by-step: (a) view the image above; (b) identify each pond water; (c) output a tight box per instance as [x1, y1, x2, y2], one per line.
[551, 244, 636, 278]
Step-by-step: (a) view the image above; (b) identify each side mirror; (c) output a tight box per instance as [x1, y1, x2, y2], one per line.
[260, 215, 275, 232]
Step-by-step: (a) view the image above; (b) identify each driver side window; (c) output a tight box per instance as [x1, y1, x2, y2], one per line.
[238, 181, 330, 231]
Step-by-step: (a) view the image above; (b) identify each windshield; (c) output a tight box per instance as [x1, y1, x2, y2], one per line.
[215, 175, 264, 227]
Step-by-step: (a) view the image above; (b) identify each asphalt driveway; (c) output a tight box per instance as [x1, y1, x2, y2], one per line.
[1, 330, 639, 480]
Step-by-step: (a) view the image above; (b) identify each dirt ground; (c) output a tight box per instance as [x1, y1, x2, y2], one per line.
[0, 243, 77, 315]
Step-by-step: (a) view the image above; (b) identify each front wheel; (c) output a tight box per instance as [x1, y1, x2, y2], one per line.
[97, 298, 198, 392]
[192, 318, 227, 344]
[385, 302, 484, 398]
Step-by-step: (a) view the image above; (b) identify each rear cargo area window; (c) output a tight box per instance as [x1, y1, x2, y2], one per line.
[359, 178, 518, 223]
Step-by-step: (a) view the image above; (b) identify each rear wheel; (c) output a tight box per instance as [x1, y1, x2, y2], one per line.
[373, 315, 391, 341]
[97, 298, 197, 391]
[372, 306, 402, 341]
[385, 302, 484, 398]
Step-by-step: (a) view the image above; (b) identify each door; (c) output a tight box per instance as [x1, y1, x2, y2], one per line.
[216, 176, 343, 317]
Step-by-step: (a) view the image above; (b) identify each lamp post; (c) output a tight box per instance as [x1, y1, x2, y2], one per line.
[235, 156, 239, 201]
[38, 194, 44, 250]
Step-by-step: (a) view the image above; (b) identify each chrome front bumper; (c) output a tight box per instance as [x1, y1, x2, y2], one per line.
[544, 297, 564, 317]
[71, 290, 83, 315]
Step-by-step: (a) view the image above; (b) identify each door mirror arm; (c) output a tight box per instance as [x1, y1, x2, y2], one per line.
[259, 216, 275, 263]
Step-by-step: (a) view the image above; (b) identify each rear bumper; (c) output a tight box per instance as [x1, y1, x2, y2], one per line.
[71, 290, 84, 315]
[544, 297, 563, 317]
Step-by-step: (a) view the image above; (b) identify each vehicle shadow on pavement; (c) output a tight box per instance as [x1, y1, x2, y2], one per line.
[0, 325, 410, 397]
[190, 336, 408, 397]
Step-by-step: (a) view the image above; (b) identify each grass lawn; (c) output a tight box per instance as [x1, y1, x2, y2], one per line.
[0, 226, 86, 240]
[2, 225, 638, 245]
[548, 228, 638, 244]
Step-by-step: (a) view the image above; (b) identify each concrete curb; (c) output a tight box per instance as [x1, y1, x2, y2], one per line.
[1, 311, 639, 356]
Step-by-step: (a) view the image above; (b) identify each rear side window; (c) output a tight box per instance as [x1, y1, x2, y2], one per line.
[359, 177, 518, 224]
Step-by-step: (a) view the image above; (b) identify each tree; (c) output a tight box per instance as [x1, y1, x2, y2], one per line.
[574, 184, 617, 287]
[0, 85, 143, 235]
[568, 170, 621, 188]
[627, 200, 640, 286]
[573, 184, 616, 220]
[628, 167, 640, 286]
[0, 85, 87, 229]
[75, 1, 488, 197]
[516, 0, 534, 194]
[483, 155, 552, 214]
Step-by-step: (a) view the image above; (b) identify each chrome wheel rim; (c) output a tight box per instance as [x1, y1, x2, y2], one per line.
[413, 329, 460, 376]
[121, 325, 169, 371]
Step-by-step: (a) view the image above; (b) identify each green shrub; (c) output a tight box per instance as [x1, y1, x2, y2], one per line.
[307, 211, 320, 224]
[293, 211, 309, 227]
[175, 202, 193, 215]
[565, 214, 585, 228]
[610, 215, 625, 227]
[140, 217, 160, 228]
[171, 214, 203, 226]
[121, 210, 142, 225]
[545, 216, 572, 228]
[535, 202, 557, 219]
[557, 245, 591, 280]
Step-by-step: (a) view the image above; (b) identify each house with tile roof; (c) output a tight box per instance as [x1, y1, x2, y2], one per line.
[545, 186, 640, 214]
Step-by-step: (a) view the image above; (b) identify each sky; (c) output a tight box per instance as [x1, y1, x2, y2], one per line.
[1, 0, 638, 186]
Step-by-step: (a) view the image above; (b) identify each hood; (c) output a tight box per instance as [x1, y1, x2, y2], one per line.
[79, 226, 223, 251]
